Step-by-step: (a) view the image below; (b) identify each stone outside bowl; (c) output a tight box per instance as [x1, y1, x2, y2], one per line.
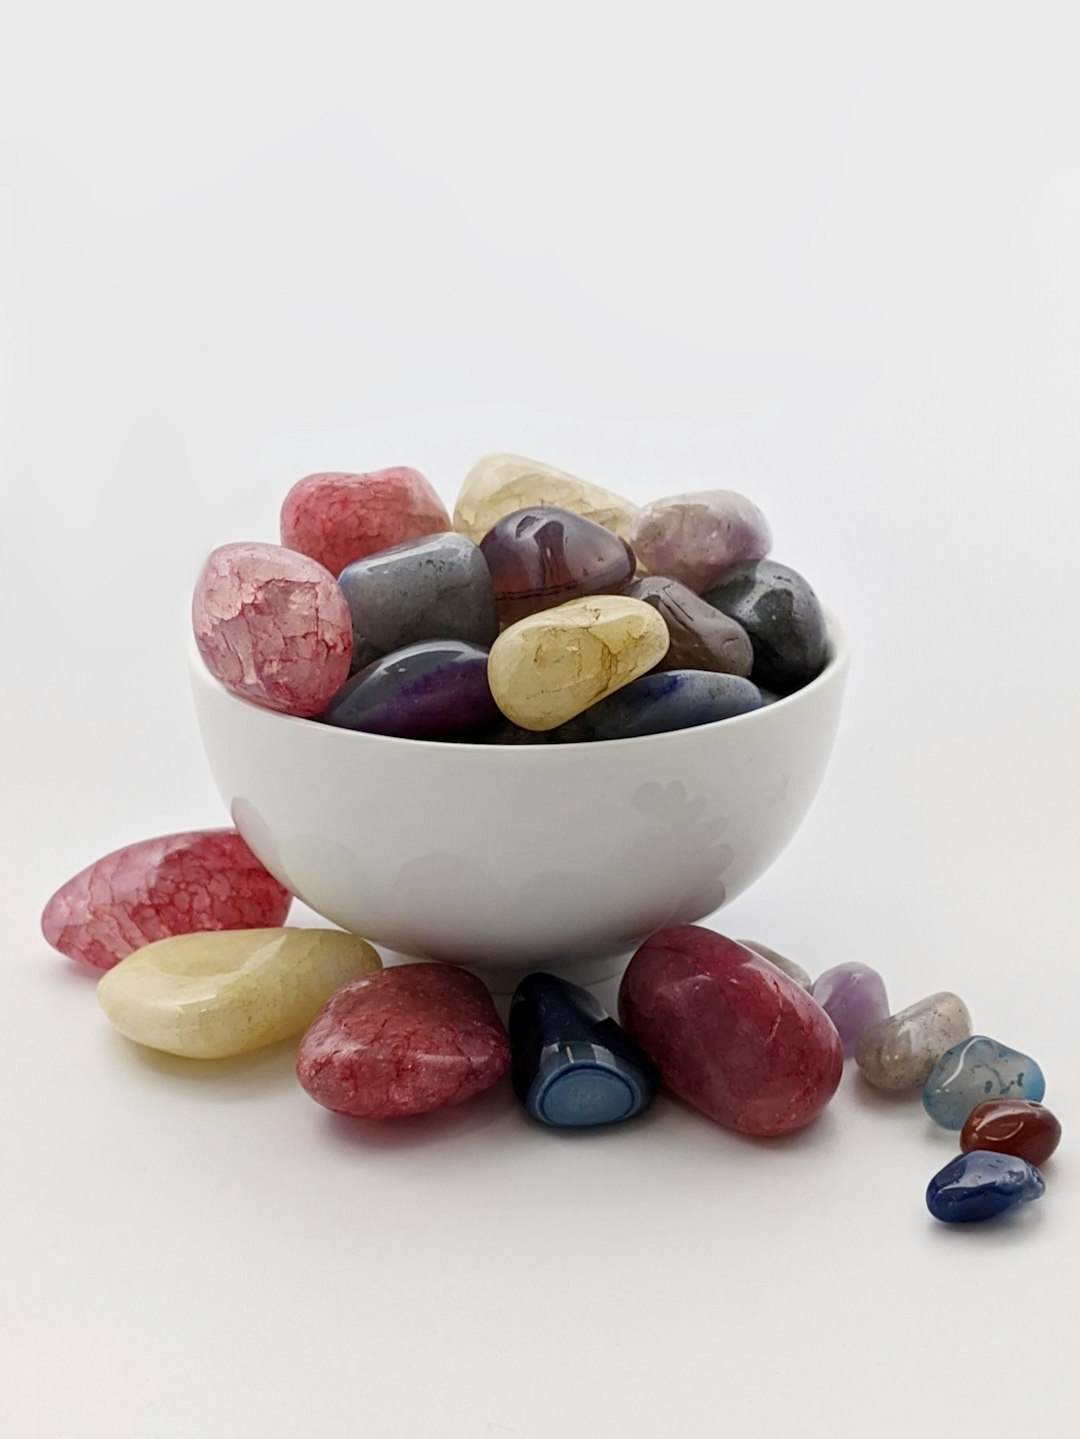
[189, 612, 848, 990]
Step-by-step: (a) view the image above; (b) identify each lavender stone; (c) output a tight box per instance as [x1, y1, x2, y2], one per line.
[322, 640, 500, 739]
[812, 962, 890, 1056]
[627, 490, 772, 594]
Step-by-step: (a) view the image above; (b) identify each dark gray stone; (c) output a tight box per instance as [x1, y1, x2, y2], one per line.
[703, 560, 827, 694]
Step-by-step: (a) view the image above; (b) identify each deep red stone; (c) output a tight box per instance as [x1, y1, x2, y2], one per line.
[41, 829, 292, 971]
[280, 468, 451, 578]
[297, 963, 511, 1119]
[618, 925, 843, 1136]
[960, 1100, 1062, 1167]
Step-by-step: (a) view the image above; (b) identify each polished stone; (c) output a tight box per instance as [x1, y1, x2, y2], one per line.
[296, 963, 511, 1118]
[487, 595, 670, 731]
[854, 992, 972, 1092]
[922, 1035, 1046, 1130]
[627, 489, 772, 594]
[704, 559, 828, 694]
[579, 670, 762, 740]
[623, 576, 753, 676]
[322, 640, 499, 739]
[926, 1150, 1045, 1224]
[735, 941, 812, 992]
[618, 925, 843, 1136]
[812, 962, 890, 1056]
[338, 531, 498, 672]
[480, 506, 636, 625]
[280, 467, 451, 577]
[41, 829, 292, 971]
[960, 1101, 1062, 1167]
[509, 973, 657, 1127]
[454, 453, 636, 544]
[98, 928, 380, 1059]
[192, 542, 353, 715]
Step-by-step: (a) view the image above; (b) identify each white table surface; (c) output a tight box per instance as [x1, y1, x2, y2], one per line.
[3, 9, 1078, 1436]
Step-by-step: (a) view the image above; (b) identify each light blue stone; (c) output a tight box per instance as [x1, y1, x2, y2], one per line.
[922, 1035, 1046, 1131]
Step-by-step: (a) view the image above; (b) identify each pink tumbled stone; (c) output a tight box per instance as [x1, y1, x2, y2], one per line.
[280, 467, 452, 578]
[297, 963, 511, 1119]
[41, 829, 292, 970]
[627, 489, 772, 594]
[192, 542, 352, 715]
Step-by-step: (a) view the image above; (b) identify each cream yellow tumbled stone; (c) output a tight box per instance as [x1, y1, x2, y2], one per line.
[454, 453, 638, 543]
[488, 595, 670, 731]
[97, 928, 381, 1059]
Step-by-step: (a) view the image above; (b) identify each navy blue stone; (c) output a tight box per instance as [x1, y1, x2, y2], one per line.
[509, 972, 658, 1128]
[579, 670, 763, 741]
[703, 559, 827, 694]
[926, 1150, 1046, 1224]
[322, 640, 500, 739]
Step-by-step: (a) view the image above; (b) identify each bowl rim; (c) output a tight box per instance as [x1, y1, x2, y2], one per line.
[189, 604, 848, 757]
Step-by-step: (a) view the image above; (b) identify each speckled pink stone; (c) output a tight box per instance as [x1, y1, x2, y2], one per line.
[280, 467, 452, 578]
[192, 542, 352, 715]
[628, 489, 772, 593]
[41, 829, 292, 970]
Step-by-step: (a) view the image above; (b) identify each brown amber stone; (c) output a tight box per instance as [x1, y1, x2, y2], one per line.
[960, 1100, 1061, 1166]
[624, 575, 752, 676]
[479, 506, 636, 625]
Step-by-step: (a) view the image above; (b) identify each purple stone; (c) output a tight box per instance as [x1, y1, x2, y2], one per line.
[811, 962, 890, 1057]
[322, 640, 500, 740]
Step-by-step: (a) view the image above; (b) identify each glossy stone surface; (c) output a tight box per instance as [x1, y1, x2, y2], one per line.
[338, 531, 498, 673]
[618, 926, 843, 1136]
[812, 962, 890, 1057]
[926, 1150, 1045, 1224]
[627, 489, 772, 594]
[509, 973, 658, 1127]
[922, 1036, 1046, 1130]
[480, 506, 636, 625]
[98, 928, 380, 1059]
[704, 559, 828, 694]
[192, 542, 353, 715]
[455, 453, 636, 544]
[579, 670, 762, 741]
[488, 595, 670, 731]
[280, 467, 451, 578]
[960, 1101, 1062, 1167]
[623, 576, 753, 676]
[854, 992, 972, 1092]
[736, 941, 812, 992]
[41, 829, 292, 971]
[322, 640, 499, 740]
[296, 963, 511, 1118]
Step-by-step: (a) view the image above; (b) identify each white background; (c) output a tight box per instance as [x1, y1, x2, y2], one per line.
[3, 6, 1079, 1437]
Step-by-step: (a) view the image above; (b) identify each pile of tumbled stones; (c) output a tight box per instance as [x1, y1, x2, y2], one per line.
[41, 455, 1059, 1225]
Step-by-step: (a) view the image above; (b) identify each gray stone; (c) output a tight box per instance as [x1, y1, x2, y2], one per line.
[854, 991, 972, 1092]
[737, 940, 812, 992]
[704, 559, 827, 694]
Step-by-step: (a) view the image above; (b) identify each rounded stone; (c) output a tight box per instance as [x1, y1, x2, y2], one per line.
[98, 928, 380, 1059]
[735, 941, 812, 992]
[280, 467, 451, 578]
[960, 1100, 1062, 1167]
[812, 962, 890, 1056]
[487, 595, 670, 731]
[627, 489, 772, 594]
[922, 1035, 1046, 1130]
[454, 453, 636, 544]
[704, 559, 828, 694]
[623, 576, 753, 676]
[854, 992, 972, 1092]
[580, 670, 763, 741]
[480, 506, 636, 625]
[338, 531, 498, 673]
[322, 639, 499, 740]
[192, 542, 353, 716]
[926, 1150, 1046, 1224]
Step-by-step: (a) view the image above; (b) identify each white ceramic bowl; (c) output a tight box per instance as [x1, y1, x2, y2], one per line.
[190, 614, 848, 988]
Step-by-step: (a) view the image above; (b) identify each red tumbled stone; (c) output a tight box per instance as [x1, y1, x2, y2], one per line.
[280, 467, 451, 578]
[960, 1100, 1062, 1167]
[41, 829, 292, 971]
[297, 963, 511, 1119]
[192, 541, 352, 715]
[618, 925, 843, 1136]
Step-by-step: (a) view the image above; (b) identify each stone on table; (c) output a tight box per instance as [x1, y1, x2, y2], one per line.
[922, 1035, 1046, 1130]
[735, 941, 812, 992]
[479, 506, 636, 625]
[623, 576, 753, 676]
[960, 1101, 1061, 1167]
[854, 992, 972, 1092]
[627, 489, 772, 594]
[812, 962, 890, 1056]
[579, 670, 762, 741]
[454, 453, 636, 544]
[704, 559, 827, 694]
[280, 467, 451, 577]
[322, 639, 500, 740]
[926, 1150, 1045, 1224]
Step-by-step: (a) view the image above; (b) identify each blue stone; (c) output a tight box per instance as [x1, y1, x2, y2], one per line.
[922, 1035, 1046, 1130]
[509, 972, 658, 1128]
[322, 640, 500, 739]
[926, 1150, 1046, 1223]
[579, 670, 763, 741]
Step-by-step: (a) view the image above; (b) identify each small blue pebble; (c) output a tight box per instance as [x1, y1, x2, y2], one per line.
[926, 1150, 1046, 1224]
[922, 1034, 1046, 1130]
[579, 670, 763, 741]
[509, 972, 658, 1128]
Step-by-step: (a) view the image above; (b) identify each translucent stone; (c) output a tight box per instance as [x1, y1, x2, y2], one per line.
[454, 453, 637, 544]
[322, 640, 500, 740]
[627, 489, 772, 594]
[280, 467, 451, 578]
[487, 595, 669, 731]
[704, 559, 828, 695]
[812, 962, 890, 1056]
[97, 929, 381, 1059]
[479, 506, 635, 625]
[960, 1101, 1062, 1167]
[926, 1150, 1045, 1224]
[922, 1035, 1046, 1130]
[854, 992, 972, 1092]
[736, 941, 812, 992]
[624, 576, 753, 676]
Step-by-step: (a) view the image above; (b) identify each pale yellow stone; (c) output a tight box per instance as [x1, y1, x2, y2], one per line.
[97, 928, 381, 1059]
[454, 453, 638, 543]
[487, 595, 670, 731]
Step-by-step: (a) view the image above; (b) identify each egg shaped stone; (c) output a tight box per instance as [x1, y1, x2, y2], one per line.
[454, 453, 636, 544]
[704, 559, 827, 694]
[322, 640, 500, 740]
[960, 1100, 1062, 1167]
[280, 467, 451, 577]
[480, 506, 636, 625]
[627, 489, 772, 594]
[854, 992, 972, 1092]
[623, 576, 753, 676]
